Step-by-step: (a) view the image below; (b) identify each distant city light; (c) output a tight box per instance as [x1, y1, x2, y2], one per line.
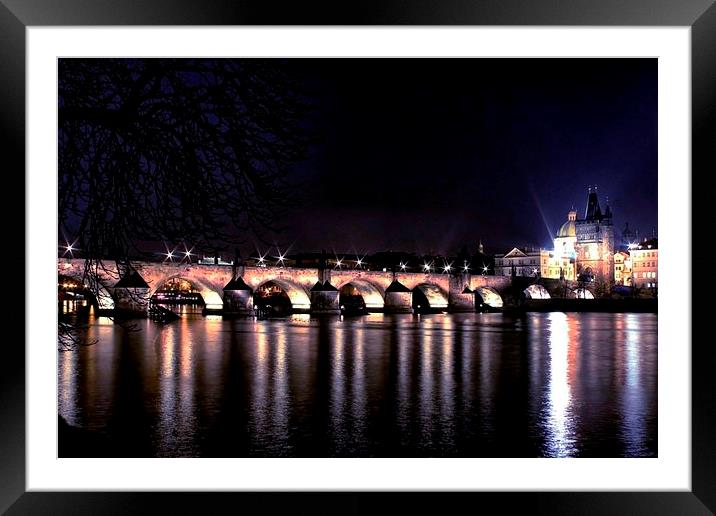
[463, 262, 470, 272]
[423, 263, 431, 272]
[443, 263, 452, 273]
[400, 262, 407, 271]
[356, 257, 363, 267]
[335, 259, 343, 268]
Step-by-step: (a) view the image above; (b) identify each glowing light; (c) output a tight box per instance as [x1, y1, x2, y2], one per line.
[463, 262, 470, 273]
[423, 262, 432, 272]
[483, 266, 489, 273]
[276, 250, 286, 265]
[356, 257, 363, 267]
[400, 262, 407, 271]
[335, 258, 343, 268]
[162, 243, 178, 262]
[443, 262, 453, 273]
[61, 239, 79, 257]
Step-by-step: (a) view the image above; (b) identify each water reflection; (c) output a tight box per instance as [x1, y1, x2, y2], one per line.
[541, 312, 578, 457]
[59, 312, 657, 458]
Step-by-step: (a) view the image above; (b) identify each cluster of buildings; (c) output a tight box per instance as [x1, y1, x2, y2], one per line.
[494, 187, 657, 290]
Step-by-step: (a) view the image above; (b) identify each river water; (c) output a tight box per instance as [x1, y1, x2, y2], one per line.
[58, 311, 657, 457]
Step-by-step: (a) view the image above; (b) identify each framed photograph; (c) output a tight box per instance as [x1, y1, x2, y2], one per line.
[5, 0, 714, 513]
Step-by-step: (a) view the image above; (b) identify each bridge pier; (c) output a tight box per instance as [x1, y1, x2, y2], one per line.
[310, 281, 340, 315]
[384, 280, 413, 314]
[223, 276, 254, 315]
[110, 269, 150, 317]
[449, 287, 476, 312]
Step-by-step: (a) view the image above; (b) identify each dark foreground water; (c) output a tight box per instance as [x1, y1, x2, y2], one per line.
[58, 311, 657, 458]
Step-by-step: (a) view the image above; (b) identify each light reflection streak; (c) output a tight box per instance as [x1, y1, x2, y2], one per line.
[460, 322, 474, 419]
[58, 347, 79, 426]
[250, 324, 270, 444]
[419, 318, 434, 444]
[350, 324, 367, 446]
[477, 317, 499, 435]
[396, 325, 411, 439]
[271, 324, 290, 446]
[439, 317, 455, 444]
[543, 312, 577, 457]
[621, 313, 646, 456]
[156, 325, 177, 454]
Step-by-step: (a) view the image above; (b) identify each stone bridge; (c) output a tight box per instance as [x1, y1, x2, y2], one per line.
[58, 258, 516, 315]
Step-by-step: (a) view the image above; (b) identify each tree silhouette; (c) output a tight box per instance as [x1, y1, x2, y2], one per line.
[59, 58, 311, 259]
[58, 58, 312, 347]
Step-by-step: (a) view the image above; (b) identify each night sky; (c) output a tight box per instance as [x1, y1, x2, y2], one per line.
[277, 58, 657, 256]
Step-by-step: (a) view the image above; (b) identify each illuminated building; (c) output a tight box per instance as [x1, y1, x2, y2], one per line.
[614, 251, 632, 285]
[541, 208, 578, 281]
[494, 247, 541, 277]
[574, 187, 614, 283]
[630, 238, 658, 289]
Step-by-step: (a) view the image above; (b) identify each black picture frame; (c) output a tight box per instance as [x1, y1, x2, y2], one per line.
[3, 1, 714, 514]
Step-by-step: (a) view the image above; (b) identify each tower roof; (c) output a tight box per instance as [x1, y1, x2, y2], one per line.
[584, 186, 603, 220]
[224, 276, 252, 291]
[310, 280, 338, 292]
[385, 280, 411, 293]
[113, 269, 149, 289]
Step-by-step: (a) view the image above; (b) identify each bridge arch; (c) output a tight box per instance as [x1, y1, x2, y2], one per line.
[149, 274, 224, 310]
[524, 284, 551, 299]
[474, 286, 504, 309]
[412, 283, 449, 312]
[58, 271, 115, 310]
[254, 278, 311, 312]
[573, 288, 594, 299]
[334, 278, 385, 311]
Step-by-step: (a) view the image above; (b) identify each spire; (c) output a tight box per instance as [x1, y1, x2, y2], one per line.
[584, 186, 602, 220]
[604, 196, 612, 218]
